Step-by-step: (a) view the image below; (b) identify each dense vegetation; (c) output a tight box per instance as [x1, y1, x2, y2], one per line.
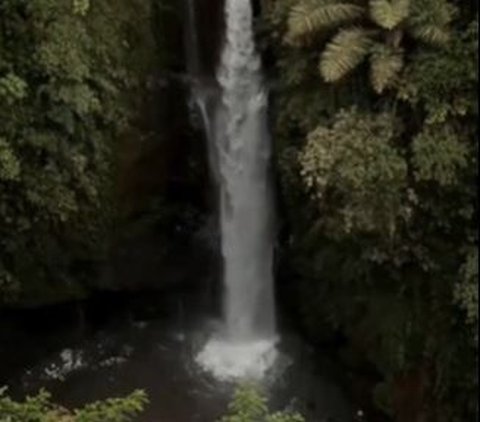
[219, 386, 304, 422]
[0, 388, 148, 422]
[0, 0, 165, 305]
[0, 0, 477, 420]
[1, 386, 301, 422]
[262, 0, 477, 420]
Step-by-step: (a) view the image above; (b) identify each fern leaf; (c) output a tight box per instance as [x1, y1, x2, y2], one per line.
[286, 0, 364, 45]
[320, 28, 374, 82]
[369, 0, 410, 30]
[410, 24, 449, 45]
[369, 44, 404, 93]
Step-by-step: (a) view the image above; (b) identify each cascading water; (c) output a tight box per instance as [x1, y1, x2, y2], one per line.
[190, 0, 278, 380]
[215, 0, 276, 342]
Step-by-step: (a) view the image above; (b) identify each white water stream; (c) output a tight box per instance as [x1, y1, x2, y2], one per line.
[188, 0, 278, 380]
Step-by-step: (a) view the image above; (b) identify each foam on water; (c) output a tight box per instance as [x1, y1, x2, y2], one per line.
[195, 338, 278, 381]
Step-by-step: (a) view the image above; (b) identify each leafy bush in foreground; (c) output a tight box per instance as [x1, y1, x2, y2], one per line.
[220, 385, 304, 422]
[0, 387, 148, 422]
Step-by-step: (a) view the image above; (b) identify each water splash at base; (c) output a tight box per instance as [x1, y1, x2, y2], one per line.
[195, 337, 278, 381]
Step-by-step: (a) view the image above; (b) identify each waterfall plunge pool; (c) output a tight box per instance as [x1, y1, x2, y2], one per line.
[1, 289, 355, 422]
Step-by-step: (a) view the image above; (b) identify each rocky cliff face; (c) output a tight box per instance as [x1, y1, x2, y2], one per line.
[108, 0, 227, 296]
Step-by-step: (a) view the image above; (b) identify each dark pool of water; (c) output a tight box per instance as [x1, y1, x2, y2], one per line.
[1, 289, 356, 422]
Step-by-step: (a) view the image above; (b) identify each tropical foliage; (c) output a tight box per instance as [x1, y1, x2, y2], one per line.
[0, 386, 302, 422]
[220, 386, 304, 422]
[263, 0, 477, 420]
[285, 0, 454, 92]
[0, 387, 147, 422]
[0, 0, 157, 304]
[0, 0, 477, 421]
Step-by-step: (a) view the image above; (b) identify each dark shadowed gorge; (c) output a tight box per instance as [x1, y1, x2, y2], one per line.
[0, 1, 477, 421]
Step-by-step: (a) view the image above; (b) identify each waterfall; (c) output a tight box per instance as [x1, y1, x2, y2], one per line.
[216, 0, 275, 343]
[184, 0, 219, 183]
[189, 0, 277, 380]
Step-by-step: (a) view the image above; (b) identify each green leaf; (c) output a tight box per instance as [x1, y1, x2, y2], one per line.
[369, 0, 410, 30]
[369, 44, 404, 93]
[408, 0, 453, 45]
[0, 138, 21, 181]
[286, 0, 364, 44]
[320, 27, 374, 82]
[409, 24, 450, 45]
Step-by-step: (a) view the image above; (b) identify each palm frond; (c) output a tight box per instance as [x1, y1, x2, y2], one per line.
[409, 24, 450, 45]
[286, 0, 364, 45]
[320, 27, 374, 82]
[369, 0, 410, 30]
[369, 44, 404, 93]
